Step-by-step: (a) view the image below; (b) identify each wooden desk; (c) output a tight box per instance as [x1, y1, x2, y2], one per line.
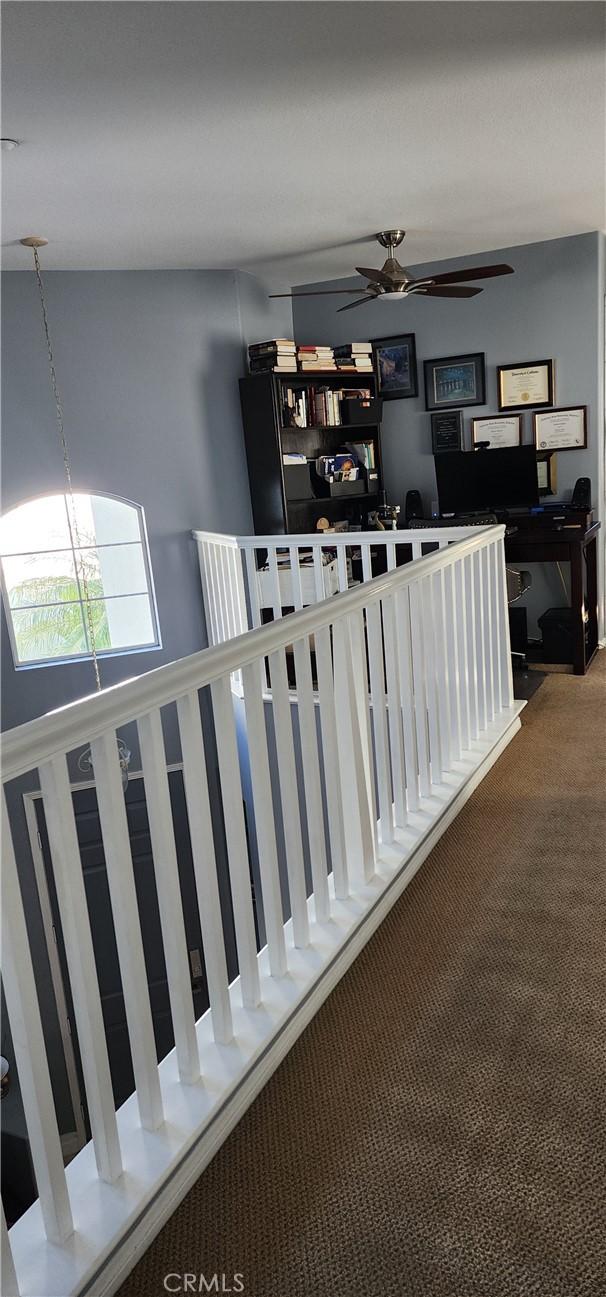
[505, 514, 600, 675]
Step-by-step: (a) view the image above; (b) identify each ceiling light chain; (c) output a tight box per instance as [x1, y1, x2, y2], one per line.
[27, 240, 102, 692]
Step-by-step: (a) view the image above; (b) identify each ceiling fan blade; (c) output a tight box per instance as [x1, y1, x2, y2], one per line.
[421, 263, 514, 286]
[269, 288, 371, 298]
[337, 296, 375, 313]
[417, 285, 483, 298]
[355, 266, 397, 288]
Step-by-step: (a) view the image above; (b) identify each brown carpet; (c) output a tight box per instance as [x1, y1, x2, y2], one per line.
[119, 654, 606, 1297]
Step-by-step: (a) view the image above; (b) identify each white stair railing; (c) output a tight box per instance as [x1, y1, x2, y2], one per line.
[2, 527, 522, 1297]
[193, 524, 495, 666]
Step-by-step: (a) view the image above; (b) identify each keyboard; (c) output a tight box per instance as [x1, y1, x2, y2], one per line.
[407, 514, 498, 528]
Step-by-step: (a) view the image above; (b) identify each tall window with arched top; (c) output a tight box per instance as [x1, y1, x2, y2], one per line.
[0, 492, 160, 667]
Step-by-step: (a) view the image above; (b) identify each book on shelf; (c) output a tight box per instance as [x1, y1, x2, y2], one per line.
[299, 364, 337, 372]
[249, 357, 297, 372]
[333, 342, 372, 356]
[281, 384, 374, 428]
[249, 339, 296, 352]
[335, 360, 373, 371]
[248, 339, 296, 372]
[282, 452, 307, 465]
[347, 440, 376, 472]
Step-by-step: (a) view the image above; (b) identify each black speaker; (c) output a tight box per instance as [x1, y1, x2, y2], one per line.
[405, 489, 423, 522]
[570, 477, 591, 510]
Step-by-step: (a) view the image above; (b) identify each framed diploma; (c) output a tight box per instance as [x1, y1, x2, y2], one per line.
[431, 409, 464, 453]
[497, 359, 554, 411]
[533, 406, 587, 452]
[471, 414, 521, 449]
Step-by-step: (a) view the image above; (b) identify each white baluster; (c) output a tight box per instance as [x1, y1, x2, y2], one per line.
[336, 545, 349, 593]
[393, 586, 420, 813]
[268, 547, 283, 621]
[137, 709, 201, 1083]
[208, 545, 226, 645]
[90, 731, 164, 1129]
[496, 537, 514, 708]
[408, 581, 431, 798]
[386, 541, 397, 571]
[482, 542, 496, 723]
[198, 541, 215, 648]
[38, 756, 123, 1183]
[433, 568, 453, 771]
[443, 561, 462, 760]
[210, 675, 261, 1007]
[454, 559, 471, 750]
[291, 634, 331, 922]
[240, 664, 288, 975]
[268, 648, 310, 946]
[365, 594, 394, 845]
[312, 547, 325, 603]
[231, 546, 250, 636]
[349, 606, 378, 854]
[176, 692, 234, 1043]
[244, 547, 262, 629]
[473, 548, 488, 732]
[360, 539, 372, 582]
[2, 1207, 19, 1296]
[489, 542, 503, 711]
[382, 590, 408, 824]
[1, 797, 73, 1242]
[412, 540, 423, 561]
[421, 575, 443, 785]
[333, 615, 376, 883]
[314, 621, 349, 899]
[288, 544, 303, 611]
[464, 554, 479, 742]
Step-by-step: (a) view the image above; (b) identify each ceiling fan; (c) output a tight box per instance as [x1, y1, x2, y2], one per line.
[270, 230, 514, 312]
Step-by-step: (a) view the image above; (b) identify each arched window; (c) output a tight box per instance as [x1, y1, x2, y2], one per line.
[0, 492, 160, 667]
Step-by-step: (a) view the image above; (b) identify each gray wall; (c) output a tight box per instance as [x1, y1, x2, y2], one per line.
[293, 232, 604, 634]
[0, 266, 291, 1141]
[1, 267, 291, 729]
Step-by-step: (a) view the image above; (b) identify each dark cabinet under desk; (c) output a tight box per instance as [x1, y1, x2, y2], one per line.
[239, 370, 384, 535]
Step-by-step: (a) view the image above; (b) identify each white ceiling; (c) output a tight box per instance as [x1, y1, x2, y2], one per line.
[2, 2, 605, 286]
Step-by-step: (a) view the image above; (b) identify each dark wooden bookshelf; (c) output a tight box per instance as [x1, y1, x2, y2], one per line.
[239, 369, 383, 535]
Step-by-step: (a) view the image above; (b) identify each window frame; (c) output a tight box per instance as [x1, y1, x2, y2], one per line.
[0, 490, 162, 670]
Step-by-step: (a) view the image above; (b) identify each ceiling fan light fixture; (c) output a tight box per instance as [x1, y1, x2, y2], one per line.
[273, 230, 514, 312]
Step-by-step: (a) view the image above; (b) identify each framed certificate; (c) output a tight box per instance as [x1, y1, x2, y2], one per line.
[431, 409, 464, 453]
[471, 414, 521, 449]
[533, 406, 587, 451]
[497, 359, 554, 411]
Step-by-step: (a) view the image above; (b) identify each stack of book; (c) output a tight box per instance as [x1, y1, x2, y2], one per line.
[248, 340, 296, 372]
[333, 343, 374, 372]
[309, 387, 341, 426]
[297, 345, 336, 371]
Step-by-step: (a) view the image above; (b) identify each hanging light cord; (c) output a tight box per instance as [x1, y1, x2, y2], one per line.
[31, 245, 101, 691]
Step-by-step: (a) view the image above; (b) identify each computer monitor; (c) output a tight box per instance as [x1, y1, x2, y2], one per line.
[434, 445, 539, 515]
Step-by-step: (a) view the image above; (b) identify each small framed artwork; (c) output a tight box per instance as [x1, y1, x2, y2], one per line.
[537, 451, 557, 496]
[497, 359, 554, 411]
[424, 352, 485, 411]
[533, 405, 587, 451]
[471, 414, 521, 449]
[431, 409, 464, 453]
[372, 333, 418, 400]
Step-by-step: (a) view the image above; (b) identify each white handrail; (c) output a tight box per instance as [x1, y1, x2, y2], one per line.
[4, 527, 502, 783]
[193, 526, 484, 546]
